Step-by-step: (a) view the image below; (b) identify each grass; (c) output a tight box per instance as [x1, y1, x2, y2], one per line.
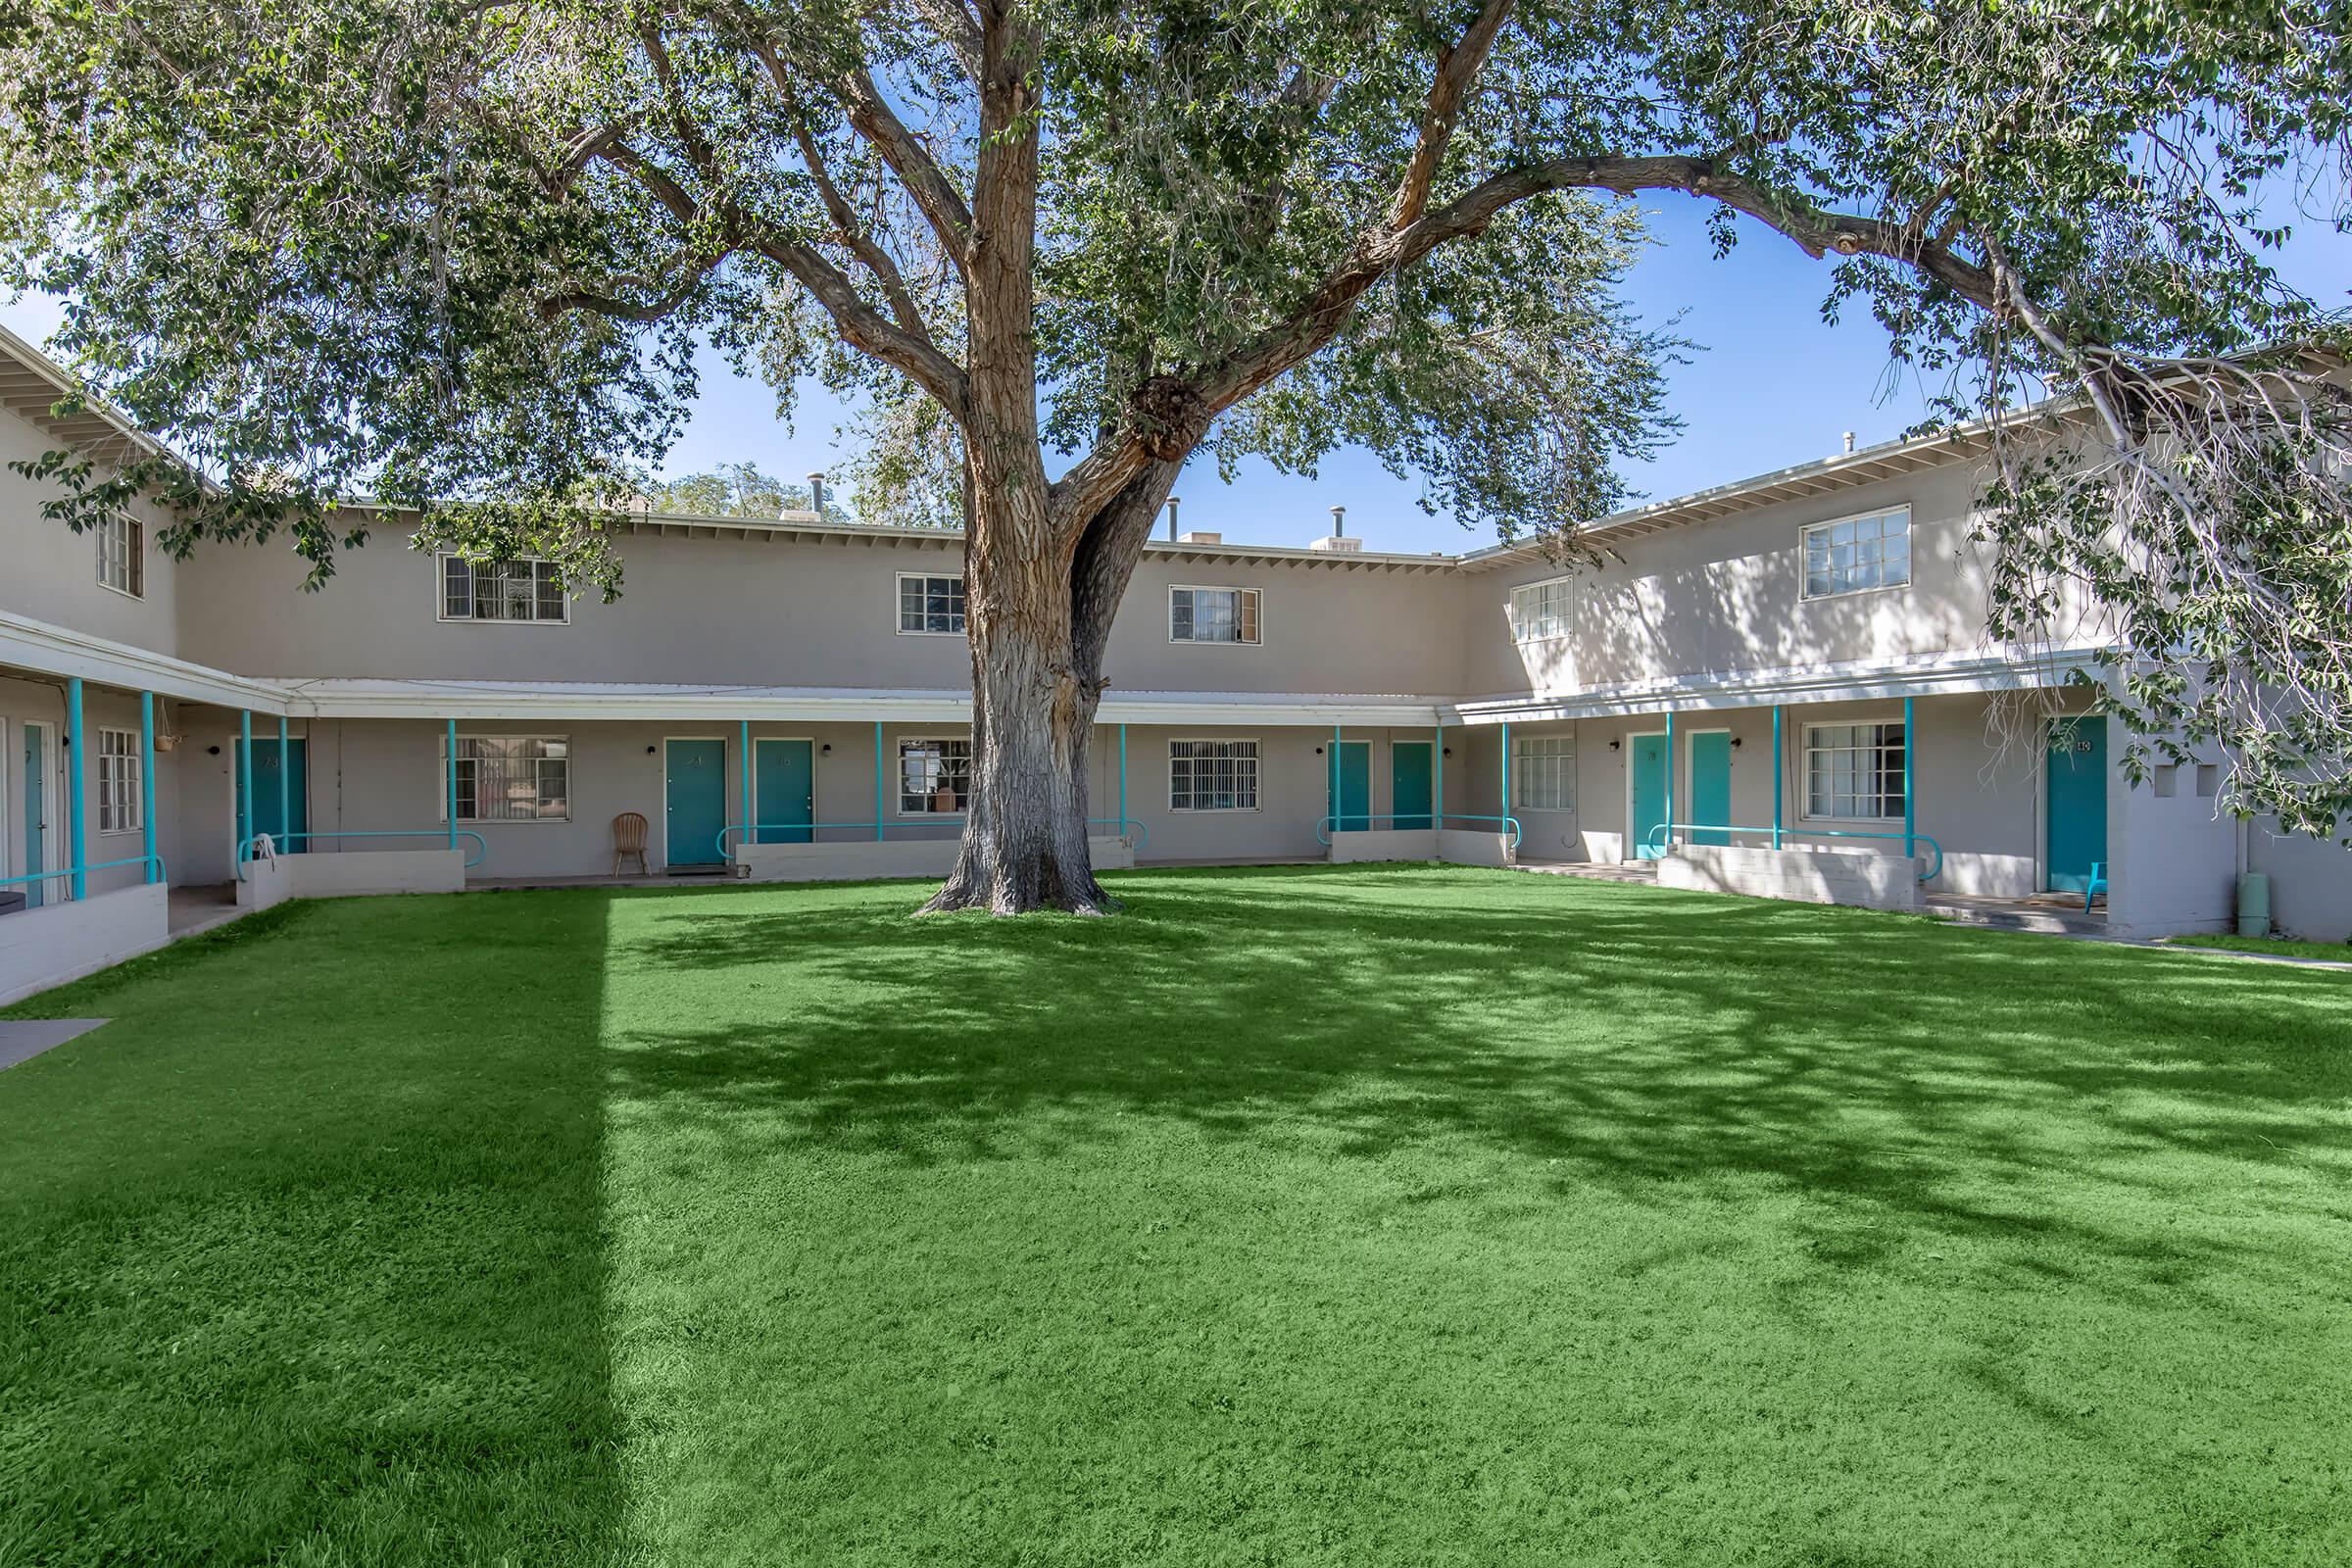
[3, 865, 2350, 1567]
[2167, 931, 2352, 964]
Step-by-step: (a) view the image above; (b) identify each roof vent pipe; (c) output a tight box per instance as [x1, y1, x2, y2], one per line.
[1165, 495, 1180, 540]
[1841, 432, 1855, 455]
[1329, 504, 1347, 537]
[806, 471, 826, 517]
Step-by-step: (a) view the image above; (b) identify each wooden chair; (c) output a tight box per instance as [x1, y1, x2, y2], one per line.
[612, 811, 650, 876]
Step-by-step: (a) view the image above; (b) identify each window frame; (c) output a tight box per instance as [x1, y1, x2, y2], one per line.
[1511, 733, 1576, 812]
[894, 571, 968, 637]
[95, 726, 143, 834]
[1508, 575, 1574, 644]
[1799, 717, 1908, 824]
[896, 735, 973, 816]
[1167, 585, 1263, 647]
[95, 514, 144, 600]
[1798, 505, 1913, 602]
[436, 553, 571, 625]
[1168, 737, 1261, 812]
[435, 733, 574, 823]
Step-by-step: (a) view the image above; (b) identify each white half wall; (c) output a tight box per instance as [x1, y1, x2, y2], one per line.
[1658, 842, 1921, 911]
[1437, 829, 1515, 868]
[0, 881, 171, 1007]
[238, 848, 466, 909]
[1330, 829, 1438, 864]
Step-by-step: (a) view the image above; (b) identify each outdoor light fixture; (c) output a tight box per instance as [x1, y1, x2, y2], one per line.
[646, 745, 658, 755]
[1732, 736, 1743, 750]
[820, 743, 832, 755]
[1313, 745, 1325, 755]
[1609, 738, 1622, 752]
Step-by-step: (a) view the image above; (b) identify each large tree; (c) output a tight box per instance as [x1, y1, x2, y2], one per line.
[2, 0, 2348, 912]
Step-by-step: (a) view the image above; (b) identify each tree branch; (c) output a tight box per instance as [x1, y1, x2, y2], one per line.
[906, 0, 984, 79]
[539, 250, 732, 323]
[749, 233, 970, 416]
[832, 65, 974, 258]
[1387, 0, 1517, 230]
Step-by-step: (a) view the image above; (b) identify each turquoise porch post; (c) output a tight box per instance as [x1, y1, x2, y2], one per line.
[1771, 705, 1785, 850]
[1499, 722, 1510, 823]
[1330, 724, 1341, 829]
[277, 715, 291, 852]
[1434, 717, 1445, 829]
[66, 677, 85, 900]
[1663, 710, 1676, 853]
[139, 691, 157, 882]
[1117, 723, 1127, 833]
[445, 719, 457, 849]
[1903, 696, 1917, 863]
[739, 718, 752, 848]
[872, 721, 884, 841]
[239, 710, 254, 862]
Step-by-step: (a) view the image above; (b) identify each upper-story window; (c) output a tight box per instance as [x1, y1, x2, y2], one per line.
[1509, 576, 1571, 642]
[898, 573, 966, 635]
[1802, 508, 1910, 598]
[96, 514, 143, 599]
[1170, 586, 1260, 645]
[441, 555, 567, 622]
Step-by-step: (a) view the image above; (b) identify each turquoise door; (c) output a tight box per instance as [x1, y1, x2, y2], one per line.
[755, 739, 814, 845]
[247, 738, 309, 853]
[2046, 716, 2108, 894]
[1629, 733, 1669, 859]
[22, 724, 46, 907]
[1688, 731, 1732, 847]
[665, 739, 728, 865]
[1391, 742, 1433, 831]
[1330, 741, 1371, 833]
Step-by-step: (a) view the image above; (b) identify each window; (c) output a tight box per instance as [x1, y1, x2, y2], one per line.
[1804, 722, 1906, 820]
[900, 738, 971, 813]
[1509, 577, 1572, 642]
[1170, 587, 1261, 645]
[443, 735, 570, 821]
[96, 514, 143, 598]
[96, 728, 142, 832]
[1802, 508, 1911, 598]
[1170, 740, 1258, 810]
[440, 556, 567, 622]
[898, 573, 966, 634]
[1512, 735, 1575, 811]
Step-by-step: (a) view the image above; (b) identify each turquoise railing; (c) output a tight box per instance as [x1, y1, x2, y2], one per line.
[0, 854, 167, 897]
[717, 818, 1150, 858]
[1642, 821, 1943, 882]
[1316, 812, 1523, 849]
[235, 830, 487, 879]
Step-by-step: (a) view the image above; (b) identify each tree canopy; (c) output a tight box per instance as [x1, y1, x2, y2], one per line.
[3, 0, 2350, 874]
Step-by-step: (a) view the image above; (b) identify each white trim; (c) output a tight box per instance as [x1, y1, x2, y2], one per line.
[1168, 735, 1263, 812]
[1797, 505, 1912, 602]
[94, 514, 145, 601]
[1448, 644, 2117, 725]
[434, 553, 571, 625]
[93, 725, 143, 835]
[892, 571, 966, 637]
[0, 610, 286, 713]
[659, 733, 727, 866]
[1167, 585, 1263, 647]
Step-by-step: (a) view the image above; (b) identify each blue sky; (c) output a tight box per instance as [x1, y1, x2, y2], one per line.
[7, 191, 2345, 557]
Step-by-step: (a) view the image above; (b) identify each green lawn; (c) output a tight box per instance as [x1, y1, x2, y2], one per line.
[4, 867, 2349, 1567]
[2168, 931, 2352, 965]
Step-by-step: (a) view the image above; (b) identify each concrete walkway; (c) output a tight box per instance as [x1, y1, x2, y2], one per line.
[0, 1018, 107, 1070]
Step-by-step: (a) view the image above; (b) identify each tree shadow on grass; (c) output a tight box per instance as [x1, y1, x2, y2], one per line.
[0, 892, 627, 1567]
[604, 865, 2352, 1320]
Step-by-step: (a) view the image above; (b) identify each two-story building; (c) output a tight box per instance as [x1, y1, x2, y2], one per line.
[4, 321, 2344, 1003]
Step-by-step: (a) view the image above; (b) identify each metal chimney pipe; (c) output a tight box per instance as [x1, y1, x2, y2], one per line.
[1329, 504, 1347, 537]
[1165, 495, 1181, 540]
[807, 471, 826, 516]
[1841, 432, 1855, 455]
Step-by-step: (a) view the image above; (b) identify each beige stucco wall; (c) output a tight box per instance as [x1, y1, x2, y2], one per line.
[0, 410, 181, 656]
[0, 675, 187, 900]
